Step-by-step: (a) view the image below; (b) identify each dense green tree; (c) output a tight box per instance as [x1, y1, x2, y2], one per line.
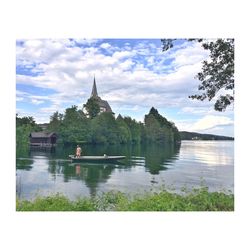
[161, 39, 234, 111]
[48, 111, 63, 133]
[45, 106, 180, 145]
[84, 97, 100, 119]
[116, 114, 132, 144]
[16, 114, 37, 127]
[171, 122, 181, 142]
[144, 113, 161, 142]
[46, 106, 92, 144]
[58, 106, 91, 144]
[91, 113, 119, 144]
[16, 124, 31, 145]
[123, 116, 142, 144]
[16, 114, 41, 145]
[63, 106, 81, 125]
[144, 107, 180, 143]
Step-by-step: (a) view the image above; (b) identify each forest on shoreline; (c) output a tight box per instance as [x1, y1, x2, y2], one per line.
[16, 106, 181, 146]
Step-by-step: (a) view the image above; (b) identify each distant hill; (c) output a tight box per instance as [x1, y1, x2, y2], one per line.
[180, 131, 234, 141]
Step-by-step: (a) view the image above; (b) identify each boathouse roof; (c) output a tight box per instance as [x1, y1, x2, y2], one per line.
[29, 132, 57, 138]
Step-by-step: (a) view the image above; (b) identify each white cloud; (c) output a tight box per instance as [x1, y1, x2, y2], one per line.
[191, 115, 234, 131]
[16, 97, 24, 101]
[112, 50, 134, 60]
[100, 43, 111, 49]
[73, 39, 100, 46]
[166, 41, 210, 69]
[119, 59, 135, 70]
[31, 99, 44, 105]
[16, 108, 51, 124]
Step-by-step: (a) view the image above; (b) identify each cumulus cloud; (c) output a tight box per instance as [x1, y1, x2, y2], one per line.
[100, 43, 111, 49]
[112, 50, 135, 60]
[170, 42, 209, 68]
[16, 39, 204, 109]
[17, 39, 206, 98]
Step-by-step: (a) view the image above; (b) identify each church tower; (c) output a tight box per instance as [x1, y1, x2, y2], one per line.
[91, 76, 98, 98]
[84, 77, 113, 114]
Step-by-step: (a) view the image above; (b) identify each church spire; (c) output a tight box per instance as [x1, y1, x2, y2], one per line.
[91, 76, 98, 97]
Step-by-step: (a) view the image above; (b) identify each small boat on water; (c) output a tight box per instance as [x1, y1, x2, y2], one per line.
[68, 154, 126, 163]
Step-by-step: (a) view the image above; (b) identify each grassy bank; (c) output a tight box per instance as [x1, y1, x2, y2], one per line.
[16, 187, 234, 211]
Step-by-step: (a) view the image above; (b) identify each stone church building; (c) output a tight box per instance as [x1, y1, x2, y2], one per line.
[84, 77, 113, 114]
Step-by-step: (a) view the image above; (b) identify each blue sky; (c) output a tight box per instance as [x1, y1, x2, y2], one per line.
[16, 38, 234, 136]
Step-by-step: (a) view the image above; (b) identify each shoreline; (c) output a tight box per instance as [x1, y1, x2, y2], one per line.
[16, 187, 234, 211]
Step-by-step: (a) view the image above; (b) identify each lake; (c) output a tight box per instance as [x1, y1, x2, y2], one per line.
[16, 141, 234, 200]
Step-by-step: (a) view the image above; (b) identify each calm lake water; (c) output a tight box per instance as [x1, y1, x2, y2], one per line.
[16, 141, 234, 200]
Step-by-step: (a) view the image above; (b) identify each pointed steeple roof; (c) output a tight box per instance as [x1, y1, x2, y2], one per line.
[85, 76, 113, 114]
[91, 76, 98, 97]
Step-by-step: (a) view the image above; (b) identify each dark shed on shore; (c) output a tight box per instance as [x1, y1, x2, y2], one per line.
[29, 132, 57, 147]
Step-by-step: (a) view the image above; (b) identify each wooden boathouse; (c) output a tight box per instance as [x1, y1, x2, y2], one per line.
[29, 132, 57, 148]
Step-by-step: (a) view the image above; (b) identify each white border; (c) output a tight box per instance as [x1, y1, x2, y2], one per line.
[0, 0, 249, 250]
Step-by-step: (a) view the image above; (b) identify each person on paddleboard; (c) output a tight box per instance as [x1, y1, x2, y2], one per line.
[76, 145, 82, 158]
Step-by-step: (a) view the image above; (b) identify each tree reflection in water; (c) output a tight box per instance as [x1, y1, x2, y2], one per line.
[143, 143, 181, 174]
[17, 142, 182, 198]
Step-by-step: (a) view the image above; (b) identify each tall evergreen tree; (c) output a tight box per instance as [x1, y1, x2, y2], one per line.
[144, 107, 180, 143]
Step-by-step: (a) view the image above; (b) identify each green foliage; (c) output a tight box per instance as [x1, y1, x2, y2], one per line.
[91, 112, 119, 144]
[16, 193, 95, 211]
[16, 188, 234, 211]
[50, 106, 92, 144]
[116, 115, 132, 144]
[84, 97, 100, 119]
[47, 111, 63, 133]
[161, 39, 234, 111]
[16, 106, 180, 146]
[16, 124, 32, 145]
[46, 105, 179, 145]
[190, 39, 234, 111]
[123, 116, 142, 144]
[172, 124, 181, 142]
[16, 114, 36, 127]
[63, 106, 82, 124]
[144, 107, 180, 143]
[16, 114, 42, 145]
[93, 191, 128, 211]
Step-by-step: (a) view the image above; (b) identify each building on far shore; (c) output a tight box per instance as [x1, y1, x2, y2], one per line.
[29, 132, 57, 148]
[83, 77, 113, 115]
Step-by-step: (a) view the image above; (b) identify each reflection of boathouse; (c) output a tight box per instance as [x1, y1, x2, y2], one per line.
[29, 132, 57, 148]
